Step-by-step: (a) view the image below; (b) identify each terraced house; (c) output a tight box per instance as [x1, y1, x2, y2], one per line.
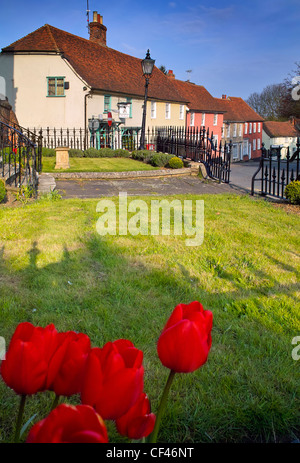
[216, 95, 264, 161]
[0, 12, 188, 148]
[168, 72, 225, 147]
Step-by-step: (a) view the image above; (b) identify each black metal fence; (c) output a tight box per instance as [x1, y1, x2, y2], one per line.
[156, 126, 232, 183]
[33, 125, 232, 183]
[251, 138, 300, 198]
[0, 121, 42, 195]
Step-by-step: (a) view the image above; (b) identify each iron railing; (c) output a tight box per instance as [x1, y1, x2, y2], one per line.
[29, 125, 232, 183]
[251, 138, 300, 199]
[156, 126, 232, 183]
[0, 121, 42, 195]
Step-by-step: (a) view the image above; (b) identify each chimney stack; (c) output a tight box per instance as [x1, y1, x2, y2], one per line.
[167, 70, 175, 79]
[222, 94, 227, 100]
[89, 11, 107, 46]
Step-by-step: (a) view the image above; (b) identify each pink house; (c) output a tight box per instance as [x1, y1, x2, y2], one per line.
[168, 72, 225, 147]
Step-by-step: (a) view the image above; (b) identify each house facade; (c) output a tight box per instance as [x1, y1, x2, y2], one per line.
[0, 12, 187, 146]
[216, 95, 264, 161]
[168, 72, 224, 148]
[262, 118, 300, 158]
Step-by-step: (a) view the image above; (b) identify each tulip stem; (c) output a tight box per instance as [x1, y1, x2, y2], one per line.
[51, 394, 60, 411]
[14, 394, 26, 443]
[148, 370, 176, 443]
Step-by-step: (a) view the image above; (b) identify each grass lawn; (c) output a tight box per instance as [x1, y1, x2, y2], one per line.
[0, 193, 299, 443]
[42, 156, 159, 173]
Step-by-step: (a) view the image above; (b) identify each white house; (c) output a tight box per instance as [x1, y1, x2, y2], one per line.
[0, 12, 187, 148]
[263, 118, 300, 158]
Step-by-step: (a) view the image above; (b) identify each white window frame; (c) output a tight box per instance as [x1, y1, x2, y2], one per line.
[253, 139, 256, 151]
[253, 123, 256, 133]
[239, 124, 242, 137]
[213, 114, 218, 126]
[257, 138, 261, 150]
[258, 122, 261, 133]
[249, 123, 252, 134]
[190, 112, 195, 127]
[233, 123, 237, 137]
[201, 113, 205, 126]
[179, 105, 184, 120]
[245, 123, 248, 134]
[226, 124, 230, 138]
[151, 101, 156, 119]
[165, 103, 171, 120]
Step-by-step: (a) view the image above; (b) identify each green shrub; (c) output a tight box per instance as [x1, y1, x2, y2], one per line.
[0, 179, 6, 203]
[150, 153, 174, 167]
[69, 149, 84, 158]
[168, 156, 184, 169]
[284, 180, 300, 204]
[113, 149, 131, 158]
[83, 147, 101, 158]
[42, 148, 56, 157]
[131, 150, 155, 162]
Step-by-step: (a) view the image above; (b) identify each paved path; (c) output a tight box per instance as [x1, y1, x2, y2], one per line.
[229, 161, 260, 192]
[55, 176, 243, 199]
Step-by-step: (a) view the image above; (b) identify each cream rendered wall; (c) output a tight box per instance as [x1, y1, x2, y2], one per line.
[0, 53, 87, 128]
[147, 100, 186, 129]
[262, 131, 298, 158]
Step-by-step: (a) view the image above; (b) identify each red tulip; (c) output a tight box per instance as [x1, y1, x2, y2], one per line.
[46, 331, 91, 397]
[81, 339, 144, 420]
[1, 322, 58, 395]
[116, 392, 156, 440]
[157, 301, 213, 373]
[26, 404, 108, 443]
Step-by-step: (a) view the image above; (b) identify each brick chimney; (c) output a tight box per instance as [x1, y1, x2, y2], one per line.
[222, 94, 227, 100]
[89, 11, 107, 46]
[167, 70, 175, 79]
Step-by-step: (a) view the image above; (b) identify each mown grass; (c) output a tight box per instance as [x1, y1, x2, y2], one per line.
[42, 157, 159, 173]
[0, 193, 299, 443]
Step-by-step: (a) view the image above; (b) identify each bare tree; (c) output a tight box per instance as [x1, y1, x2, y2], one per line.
[159, 65, 168, 75]
[279, 62, 300, 119]
[247, 84, 286, 120]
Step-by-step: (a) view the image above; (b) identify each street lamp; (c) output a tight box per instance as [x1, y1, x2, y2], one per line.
[139, 49, 155, 150]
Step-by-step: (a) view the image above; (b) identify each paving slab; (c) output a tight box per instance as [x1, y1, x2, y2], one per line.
[55, 176, 243, 199]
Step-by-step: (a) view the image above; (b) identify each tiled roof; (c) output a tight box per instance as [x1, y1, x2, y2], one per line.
[2, 25, 187, 104]
[263, 120, 300, 138]
[215, 96, 264, 122]
[171, 79, 224, 112]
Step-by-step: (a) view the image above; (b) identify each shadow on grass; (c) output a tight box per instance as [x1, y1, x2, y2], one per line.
[0, 234, 299, 443]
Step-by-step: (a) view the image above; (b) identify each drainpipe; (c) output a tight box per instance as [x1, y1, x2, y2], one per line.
[84, 90, 92, 150]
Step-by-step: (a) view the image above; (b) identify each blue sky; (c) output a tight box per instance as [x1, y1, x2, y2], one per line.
[0, 0, 299, 100]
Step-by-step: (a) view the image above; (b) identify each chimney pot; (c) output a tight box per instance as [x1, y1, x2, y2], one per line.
[167, 70, 175, 79]
[89, 13, 107, 46]
[222, 94, 227, 100]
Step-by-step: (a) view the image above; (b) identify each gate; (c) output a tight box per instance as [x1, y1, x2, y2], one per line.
[0, 121, 42, 196]
[251, 138, 300, 198]
[156, 126, 232, 183]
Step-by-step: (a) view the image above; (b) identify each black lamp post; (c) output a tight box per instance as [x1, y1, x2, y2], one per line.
[139, 49, 155, 150]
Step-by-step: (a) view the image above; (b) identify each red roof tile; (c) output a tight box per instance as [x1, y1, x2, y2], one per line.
[2, 25, 187, 104]
[263, 120, 300, 137]
[170, 79, 224, 112]
[215, 96, 264, 122]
